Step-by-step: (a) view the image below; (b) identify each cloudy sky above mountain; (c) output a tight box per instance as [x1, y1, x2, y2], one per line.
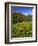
[11, 6, 33, 15]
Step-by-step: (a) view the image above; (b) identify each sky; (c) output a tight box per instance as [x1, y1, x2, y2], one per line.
[11, 6, 33, 15]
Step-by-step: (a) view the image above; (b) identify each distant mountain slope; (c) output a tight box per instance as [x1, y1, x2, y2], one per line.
[11, 12, 32, 24]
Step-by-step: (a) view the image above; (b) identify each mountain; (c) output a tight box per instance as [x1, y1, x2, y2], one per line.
[11, 12, 32, 24]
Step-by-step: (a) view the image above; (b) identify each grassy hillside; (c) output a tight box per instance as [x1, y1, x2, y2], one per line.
[11, 12, 32, 38]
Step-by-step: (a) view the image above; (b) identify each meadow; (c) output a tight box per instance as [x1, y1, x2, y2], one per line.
[11, 12, 32, 38]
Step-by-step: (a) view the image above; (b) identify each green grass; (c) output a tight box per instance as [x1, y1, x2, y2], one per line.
[11, 21, 32, 38]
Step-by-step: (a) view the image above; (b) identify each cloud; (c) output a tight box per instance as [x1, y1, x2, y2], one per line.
[21, 12, 32, 16]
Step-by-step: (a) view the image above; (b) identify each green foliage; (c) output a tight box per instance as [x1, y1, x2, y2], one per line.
[11, 22, 32, 38]
[11, 12, 32, 38]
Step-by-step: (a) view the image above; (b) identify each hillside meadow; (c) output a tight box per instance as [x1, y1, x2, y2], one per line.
[11, 12, 32, 38]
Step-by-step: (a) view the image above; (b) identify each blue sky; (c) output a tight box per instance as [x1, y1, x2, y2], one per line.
[11, 6, 33, 15]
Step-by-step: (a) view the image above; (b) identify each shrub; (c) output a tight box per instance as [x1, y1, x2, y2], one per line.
[11, 21, 32, 38]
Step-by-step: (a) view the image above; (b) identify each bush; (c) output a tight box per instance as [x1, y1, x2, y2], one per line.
[11, 21, 32, 38]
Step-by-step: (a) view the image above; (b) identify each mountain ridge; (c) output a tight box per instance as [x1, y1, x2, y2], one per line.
[11, 12, 32, 24]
